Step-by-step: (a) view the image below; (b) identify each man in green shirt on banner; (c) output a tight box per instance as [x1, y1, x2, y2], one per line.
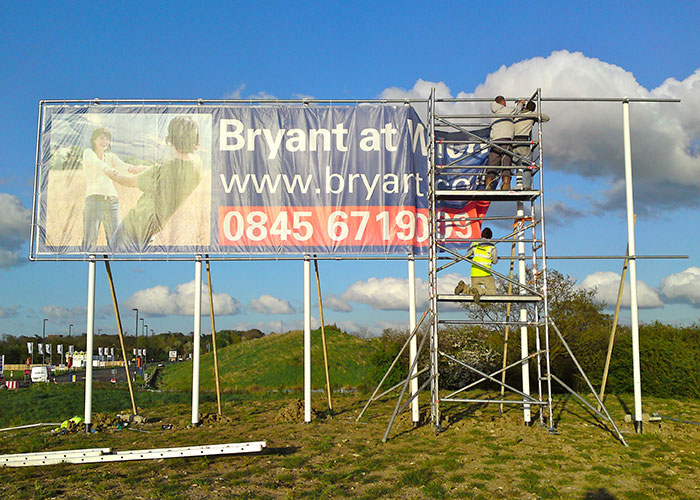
[104, 116, 202, 251]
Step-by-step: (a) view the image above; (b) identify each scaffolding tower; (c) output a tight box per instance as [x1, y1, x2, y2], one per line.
[427, 88, 551, 430]
[361, 89, 626, 445]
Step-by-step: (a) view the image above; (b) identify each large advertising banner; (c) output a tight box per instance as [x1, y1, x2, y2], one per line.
[32, 104, 488, 258]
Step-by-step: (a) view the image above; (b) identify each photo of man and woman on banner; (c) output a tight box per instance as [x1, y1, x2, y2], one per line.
[39, 108, 212, 253]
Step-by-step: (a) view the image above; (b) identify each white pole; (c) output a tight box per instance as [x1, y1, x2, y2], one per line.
[517, 203, 531, 423]
[84, 257, 96, 430]
[191, 257, 202, 425]
[408, 256, 419, 423]
[623, 99, 643, 433]
[304, 256, 312, 423]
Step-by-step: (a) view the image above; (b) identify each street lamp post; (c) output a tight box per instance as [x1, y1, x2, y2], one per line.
[42, 318, 48, 365]
[140, 318, 145, 350]
[69, 324, 73, 337]
[132, 308, 139, 352]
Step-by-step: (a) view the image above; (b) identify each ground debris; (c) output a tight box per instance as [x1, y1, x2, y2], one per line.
[199, 412, 233, 426]
[276, 399, 316, 422]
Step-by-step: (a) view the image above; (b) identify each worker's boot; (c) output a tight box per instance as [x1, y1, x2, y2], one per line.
[500, 174, 511, 191]
[485, 173, 497, 190]
[454, 280, 467, 295]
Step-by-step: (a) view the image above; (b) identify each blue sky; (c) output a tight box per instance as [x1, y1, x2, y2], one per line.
[1, 1, 698, 338]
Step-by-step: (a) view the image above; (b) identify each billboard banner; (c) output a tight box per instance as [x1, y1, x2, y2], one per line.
[33, 104, 488, 258]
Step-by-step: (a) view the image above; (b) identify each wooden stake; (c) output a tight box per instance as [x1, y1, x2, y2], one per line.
[598, 215, 636, 411]
[313, 256, 333, 413]
[103, 258, 138, 416]
[500, 242, 517, 414]
[205, 257, 223, 417]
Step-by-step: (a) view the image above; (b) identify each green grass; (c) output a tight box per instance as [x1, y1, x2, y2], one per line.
[159, 327, 377, 393]
[0, 385, 700, 500]
[2, 371, 700, 499]
[0, 382, 255, 428]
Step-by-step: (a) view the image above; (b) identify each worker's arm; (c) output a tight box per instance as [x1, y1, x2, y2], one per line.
[491, 245, 498, 264]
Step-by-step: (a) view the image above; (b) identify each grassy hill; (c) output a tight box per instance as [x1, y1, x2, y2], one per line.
[157, 326, 378, 393]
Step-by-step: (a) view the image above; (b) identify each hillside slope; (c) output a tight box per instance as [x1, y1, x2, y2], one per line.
[158, 326, 377, 392]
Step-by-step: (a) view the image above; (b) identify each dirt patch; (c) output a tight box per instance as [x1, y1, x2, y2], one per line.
[198, 412, 232, 426]
[276, 399, 317, 422]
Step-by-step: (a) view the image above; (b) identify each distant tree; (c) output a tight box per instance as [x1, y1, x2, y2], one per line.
[459, 268, 611, 391]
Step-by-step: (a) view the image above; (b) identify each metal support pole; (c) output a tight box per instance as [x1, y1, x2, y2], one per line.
[42, 319, 47, 365]
[303, 256, 312, 422]
[133, 308, 138, 350]
[84, 257, 96, 430]
[191, 257, 202, 426]
[517, 202, 531, 423]
[408, 256, 419, 424]
[427, 88, 441, 431]
[623, 99, 643, 433]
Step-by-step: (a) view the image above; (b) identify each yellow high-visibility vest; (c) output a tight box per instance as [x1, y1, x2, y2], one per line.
[471, 243, 495, 277]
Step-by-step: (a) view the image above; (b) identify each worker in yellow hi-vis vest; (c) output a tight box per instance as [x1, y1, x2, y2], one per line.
[455, 227, 498, 301]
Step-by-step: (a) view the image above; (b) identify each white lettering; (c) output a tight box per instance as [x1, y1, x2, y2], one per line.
[286, 129, 306, 152]
[219, 119, 244, 151]
[332, 123, 348, 152]
[383, 173, 399, 194]
[407, 120, 429, 156]
[360, 174, 379, 200]
[310, 129, 330, 151]
[282, 174, 313, 194]
[262, 128, 285, 160]
[250, 173, 282, 193]
[219, 173, 249, 193]
[325, 165, 345, 194]
[360, 128, 381, 151]
[348, 173, 361, 194]
[247, 128, 262, 151]
[382, 123, 398, 152]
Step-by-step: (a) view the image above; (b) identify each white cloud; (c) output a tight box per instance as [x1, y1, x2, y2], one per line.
[41, 305, 86, 320]
[248, 294, 295, 314]
[0, 193, 30, 269]
[342, 276, 417, 311]
[545, 201, 586, 226]
[340, 272, 465, 311]
[661, 266, 700, 307]
[578, 271, 663, 309]
[381, 51, 700, 210]
[0, 306, 19, 318]
[322, 293, 352, 312]
[224, 84, 246, 100]
[334, 319, 406, 338]
[232, 316, 320, 333]
[127, 280, 242, 316]
[224, 84, 278, 101]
